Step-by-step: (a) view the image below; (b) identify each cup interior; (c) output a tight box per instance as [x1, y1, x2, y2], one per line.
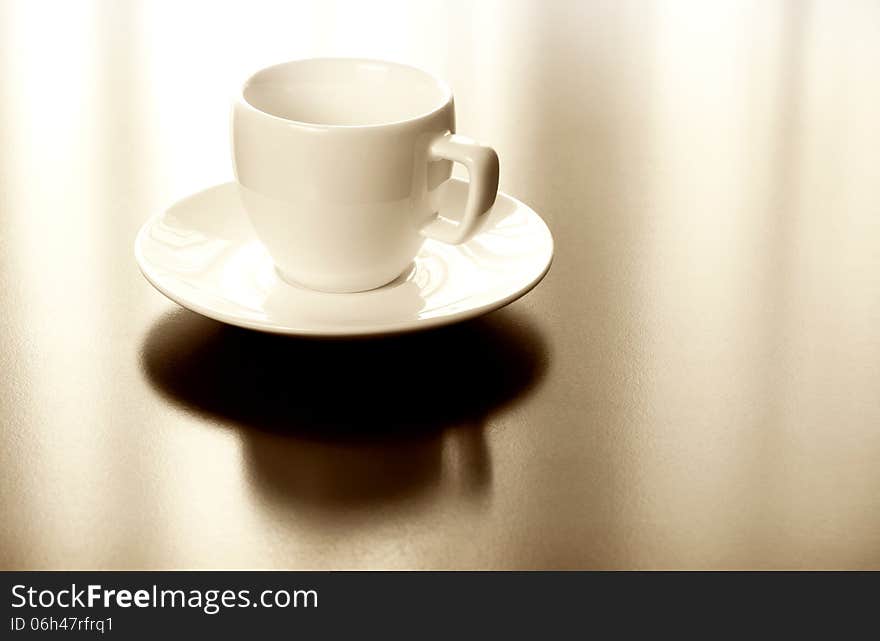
[242, 59, 451, 127]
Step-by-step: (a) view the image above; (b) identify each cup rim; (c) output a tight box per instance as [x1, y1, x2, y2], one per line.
[238, 57, 454, 130]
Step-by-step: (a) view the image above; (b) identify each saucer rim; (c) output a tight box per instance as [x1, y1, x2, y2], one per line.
[134, 180, 554, 338]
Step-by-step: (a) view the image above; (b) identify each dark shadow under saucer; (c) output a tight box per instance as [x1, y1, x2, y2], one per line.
[139, 307, 549, 517]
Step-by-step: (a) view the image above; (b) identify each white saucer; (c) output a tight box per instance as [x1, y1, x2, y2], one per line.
[135, 179, 553, 337]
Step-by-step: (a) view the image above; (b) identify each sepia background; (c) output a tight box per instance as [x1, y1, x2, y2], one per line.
[0, 0, 878, 569]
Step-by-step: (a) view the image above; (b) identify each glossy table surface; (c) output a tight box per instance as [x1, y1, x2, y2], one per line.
[1, 0, 878, 569]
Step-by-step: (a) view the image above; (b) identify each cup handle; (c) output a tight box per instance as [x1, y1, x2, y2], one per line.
[420, 133, 500, 244]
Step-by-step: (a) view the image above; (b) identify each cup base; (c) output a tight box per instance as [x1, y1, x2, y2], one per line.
[274, 264, 415, 294]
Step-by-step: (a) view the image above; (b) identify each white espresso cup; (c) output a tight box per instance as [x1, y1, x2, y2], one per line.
[232, 58, 500, 293]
